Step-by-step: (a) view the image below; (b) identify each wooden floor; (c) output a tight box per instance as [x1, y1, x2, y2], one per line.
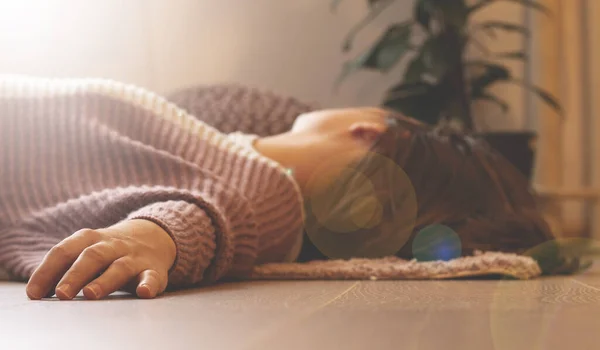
[2, 265, 600, 350]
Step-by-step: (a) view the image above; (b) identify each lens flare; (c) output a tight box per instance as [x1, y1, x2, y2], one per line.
[350, 195, 383, 229]
[412, 224, 462, 262]
[303, 151, 417, 260]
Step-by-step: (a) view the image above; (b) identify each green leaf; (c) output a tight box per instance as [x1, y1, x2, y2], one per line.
[495, 51, 528, 60]
[414, 0, 433, 31]
[335, 22, 413, 87]
[467, 61, 512, 96]
[383, 82, 445, 125]
[334, 50, 373, 90]
[509, 80, 563, 114]
[401, 34, 458, 86]
[404, 55, 426, 83]
[504, 0, 551, 14]
[359, 23, 413, 71]
[418, 34, 459, 82]
[469, 0, 551, 16]
[333, 0, 394, 13]
[473, 93, 510, 113]
[436, 0, 469, 28]
[530, 86, 562, 114]
[468, 0, 491, 13]
[421, 42, 447, 80]
[478, 21, 530, 38]
[385, 81, 432, 98]
[525, 238, 599, 275]
[415, 0, 469, 30]
[368, 0, 394, 8]
[341, 0, 396, 52]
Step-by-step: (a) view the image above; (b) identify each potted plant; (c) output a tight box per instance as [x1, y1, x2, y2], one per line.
[333, 0, 562, 180]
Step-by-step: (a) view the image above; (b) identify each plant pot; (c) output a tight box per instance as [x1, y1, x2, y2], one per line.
[474, 131, 537, 181]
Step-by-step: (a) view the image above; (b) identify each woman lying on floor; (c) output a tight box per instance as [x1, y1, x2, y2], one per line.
[0, 77, 556, 301]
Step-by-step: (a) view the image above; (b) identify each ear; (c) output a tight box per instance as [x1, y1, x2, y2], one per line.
[349, 122, 387, 144]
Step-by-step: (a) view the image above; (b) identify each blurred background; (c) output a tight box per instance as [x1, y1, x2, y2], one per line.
[0, 0, 597, 239]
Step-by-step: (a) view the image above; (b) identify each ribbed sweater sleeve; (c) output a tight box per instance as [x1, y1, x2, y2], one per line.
[126, 194, 260, 286]
[127, 201, 218, 286]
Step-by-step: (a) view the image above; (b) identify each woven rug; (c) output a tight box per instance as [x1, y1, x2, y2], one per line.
[249, 251, 542, 281]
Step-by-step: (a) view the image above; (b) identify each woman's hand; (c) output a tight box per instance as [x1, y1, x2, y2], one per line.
[25, 219, 176, 300]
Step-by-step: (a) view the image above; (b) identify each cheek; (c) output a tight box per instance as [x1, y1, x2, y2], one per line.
[316, 138, 369, 165]
[291, 111, 334, 133]
[304, 144, 368, 195]
[290, 119, 302, 132]
[291, 114, 315, 132]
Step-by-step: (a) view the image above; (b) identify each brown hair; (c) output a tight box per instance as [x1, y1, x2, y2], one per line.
[300, 112, 576, 274]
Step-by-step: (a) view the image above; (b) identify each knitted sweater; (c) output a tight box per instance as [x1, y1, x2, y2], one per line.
[0, 76, 305, 287]
[167, 83, 317, 137]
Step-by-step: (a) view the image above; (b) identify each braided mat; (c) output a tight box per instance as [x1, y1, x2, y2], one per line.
[249, 251, 542, 281]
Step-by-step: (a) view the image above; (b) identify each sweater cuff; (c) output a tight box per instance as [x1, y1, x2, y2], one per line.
[127, 200, 219, 286]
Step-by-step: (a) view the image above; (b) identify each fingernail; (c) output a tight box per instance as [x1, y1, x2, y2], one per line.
[26, 284, 42, 299]
[137, 283, 154, 298]
[83, 284, 101, 300]
[56, 284, 72, 299]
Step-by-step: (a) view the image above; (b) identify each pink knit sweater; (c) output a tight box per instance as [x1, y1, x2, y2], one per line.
[0, 76, 305, 287]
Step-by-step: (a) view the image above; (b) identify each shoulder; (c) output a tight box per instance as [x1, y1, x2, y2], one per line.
[166, 83, 318, 136]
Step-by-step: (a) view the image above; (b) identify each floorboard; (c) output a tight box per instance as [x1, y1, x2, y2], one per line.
[2, 266, 600, 349]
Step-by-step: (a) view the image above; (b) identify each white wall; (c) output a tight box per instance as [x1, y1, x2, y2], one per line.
[144, 0, 412, 107]
[0, 0, 405, 107]
[0, 0, 526, 124]
[0, 0, 155, 88]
